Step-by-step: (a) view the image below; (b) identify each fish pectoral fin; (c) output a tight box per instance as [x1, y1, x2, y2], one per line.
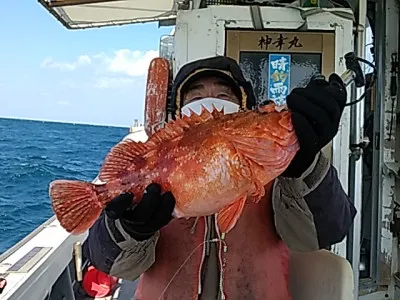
[217, 196, 247, 234]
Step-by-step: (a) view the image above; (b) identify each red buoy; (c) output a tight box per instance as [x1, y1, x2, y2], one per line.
[82, 266, 118, 297]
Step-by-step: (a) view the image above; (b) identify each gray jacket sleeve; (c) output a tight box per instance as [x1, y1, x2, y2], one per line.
[83, 213, 159, 281]
[272, 151, 356, 251]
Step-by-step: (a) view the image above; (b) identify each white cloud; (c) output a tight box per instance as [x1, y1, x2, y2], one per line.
[57, 100, 71, 106]
[39, 91, 52, 97]
[40, 55, 92, 71]
[41, 49, 159, 79]
[60, 79, 79, 89]
[93, 76, 136, 89]
[106, 49, 159, 77]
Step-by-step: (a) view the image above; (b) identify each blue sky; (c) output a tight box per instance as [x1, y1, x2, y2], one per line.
[0, 3, 375, 127]
[0, 2, 173, 127]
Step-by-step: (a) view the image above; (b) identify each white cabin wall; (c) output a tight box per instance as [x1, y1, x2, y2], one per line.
[174, 8, 221, 76]
[173, 4, 357, 260]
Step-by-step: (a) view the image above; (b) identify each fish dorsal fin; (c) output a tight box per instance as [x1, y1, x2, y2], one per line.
[181, 104, 222, 124]
[98, 105, 224, 182]
[149, 104, 221, 143]
[98, 139, 151, 182]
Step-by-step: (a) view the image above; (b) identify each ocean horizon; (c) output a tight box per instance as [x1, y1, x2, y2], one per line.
[0, 117, 129, 254]
[0, 116, 134, 129]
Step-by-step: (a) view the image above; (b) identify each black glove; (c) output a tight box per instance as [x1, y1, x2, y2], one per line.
[105, 183, 175, 241]
[283, 73, 347, 178]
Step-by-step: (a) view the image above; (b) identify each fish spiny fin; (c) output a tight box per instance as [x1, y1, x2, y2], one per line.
[181, 104, 224, 125]
[150, 121, 185, 143]
[150, 104, 223, 143]
[98, 139, 152, 182]
[217, 196, 247, 234]
[257, 102, 279, 113]
[211, 104, 225, 118]
[98, 106, 224, 182]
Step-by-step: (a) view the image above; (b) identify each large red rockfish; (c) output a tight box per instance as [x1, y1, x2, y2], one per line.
[49, 103, 299, 235]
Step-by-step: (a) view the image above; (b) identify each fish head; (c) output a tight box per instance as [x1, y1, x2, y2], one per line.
[214, 102, 300, 182]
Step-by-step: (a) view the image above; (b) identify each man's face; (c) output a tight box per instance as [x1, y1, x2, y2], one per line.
[182, 76, 240, 106]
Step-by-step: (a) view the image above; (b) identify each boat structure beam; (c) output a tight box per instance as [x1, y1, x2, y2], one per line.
[380, 0, 400, 298]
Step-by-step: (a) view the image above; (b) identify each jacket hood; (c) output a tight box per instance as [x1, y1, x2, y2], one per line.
[170, 56, 256, 118]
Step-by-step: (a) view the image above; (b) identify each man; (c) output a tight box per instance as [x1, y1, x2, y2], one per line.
[83, 56, 356, 299]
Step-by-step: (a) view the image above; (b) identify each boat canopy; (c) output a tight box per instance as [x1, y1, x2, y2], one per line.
[38, 0, 178, 29]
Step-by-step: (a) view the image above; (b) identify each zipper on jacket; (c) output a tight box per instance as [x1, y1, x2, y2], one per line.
[214, 215, 227, 300]
[197, 217, 208, 296]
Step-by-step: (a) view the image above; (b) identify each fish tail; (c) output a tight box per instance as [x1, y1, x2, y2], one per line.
[49, 179, 104, 235]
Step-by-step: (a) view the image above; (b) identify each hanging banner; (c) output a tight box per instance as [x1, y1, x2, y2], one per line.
[268, 54, 291, 106]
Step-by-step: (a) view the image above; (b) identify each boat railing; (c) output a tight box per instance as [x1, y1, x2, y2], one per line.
[0, 216, 87, 300]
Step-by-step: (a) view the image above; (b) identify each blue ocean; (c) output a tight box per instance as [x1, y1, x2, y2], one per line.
[0, 118, 128, 254]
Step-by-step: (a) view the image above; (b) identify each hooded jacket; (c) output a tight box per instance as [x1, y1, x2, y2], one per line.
[169, 56, 257, 118]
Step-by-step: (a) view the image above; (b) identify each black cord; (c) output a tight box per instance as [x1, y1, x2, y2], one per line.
[344, 56, 378, 107]
[357, 57, 378, 74]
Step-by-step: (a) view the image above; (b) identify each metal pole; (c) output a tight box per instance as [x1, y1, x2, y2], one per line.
[370, 0, 386, 284]
[347, 2, 367, 298]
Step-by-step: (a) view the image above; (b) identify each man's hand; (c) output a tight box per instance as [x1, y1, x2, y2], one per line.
[105, 183, 176, 241]
[283, 73, 347, 178]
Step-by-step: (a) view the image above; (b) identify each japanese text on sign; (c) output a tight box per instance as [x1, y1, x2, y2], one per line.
[268, 54, 291, 106]
[258, 33, 303, 51]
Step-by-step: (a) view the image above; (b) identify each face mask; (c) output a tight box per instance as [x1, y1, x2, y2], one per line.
[181, 97, 240, 117]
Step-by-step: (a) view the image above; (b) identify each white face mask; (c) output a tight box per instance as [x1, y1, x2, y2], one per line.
[181, 97, 240, 117]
